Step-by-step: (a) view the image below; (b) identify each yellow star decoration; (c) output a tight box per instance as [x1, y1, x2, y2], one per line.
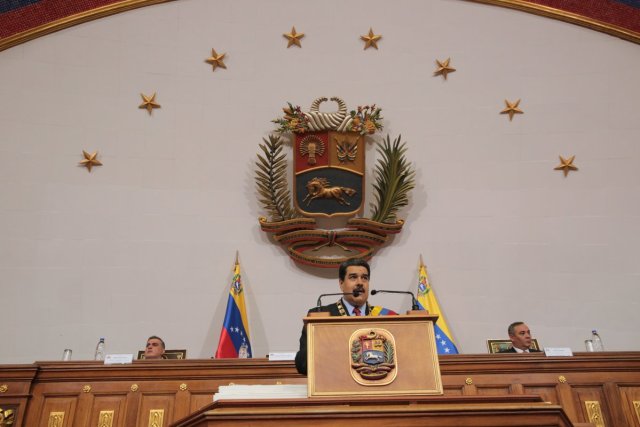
[79, 150, 102, 172]
[500, 99, 524, 121]
[283, 26, 304, 48]
[554, 155, 578, 177]
[360, 28, 382, 50]
[139, 92, 161, 115]
[205, 48, 227, 71]
[434, 58, 456, 80]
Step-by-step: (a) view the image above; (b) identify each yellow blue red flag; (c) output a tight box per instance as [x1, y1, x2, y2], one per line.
[215, 257, 252, 358]
[417, 259, 459, 354]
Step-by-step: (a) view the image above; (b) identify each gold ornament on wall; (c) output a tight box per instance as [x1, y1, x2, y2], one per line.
[360, 28, 382, 50]
[205, 48, 227, 71]
[434, 58, 456, 80]
[139, 92, 161, 115]
[500, 99, 524, 121]
[283, 26, 304, 48]
[554, 155, 578, 177]
[79, 151, 102, 172]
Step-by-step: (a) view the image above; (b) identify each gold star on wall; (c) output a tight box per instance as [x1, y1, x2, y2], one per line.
[434, 58, 456, 80]
[360, 28, 382, 50]
[139, 92, 161, 115]
[205, 48, 227, 71]
[554, 155, 578, 177]
[500, 99, 524, 121]
[283, 26, 304, 48]
[79, 150, 102, 172]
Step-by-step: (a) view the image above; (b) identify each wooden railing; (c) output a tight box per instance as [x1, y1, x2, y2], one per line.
[0, 352, 638, 426]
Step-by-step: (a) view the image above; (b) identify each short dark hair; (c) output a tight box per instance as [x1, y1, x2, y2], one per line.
[338, 258, 370, 281]
[508, 322, 525, 337]
[147, 335, 165, 349]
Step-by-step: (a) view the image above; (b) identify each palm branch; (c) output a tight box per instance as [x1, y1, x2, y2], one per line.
[255, 134, 297, 221]
[370, 135, 416, 223]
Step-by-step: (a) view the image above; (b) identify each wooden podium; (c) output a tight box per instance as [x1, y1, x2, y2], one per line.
[306, 311, 443, 397]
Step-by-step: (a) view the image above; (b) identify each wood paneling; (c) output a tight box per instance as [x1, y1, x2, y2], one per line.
[1, 352, 639, 426]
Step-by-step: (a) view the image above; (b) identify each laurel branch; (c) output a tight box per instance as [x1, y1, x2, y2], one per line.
[370, 135, 416, 223]
[255, 134, 298, 222]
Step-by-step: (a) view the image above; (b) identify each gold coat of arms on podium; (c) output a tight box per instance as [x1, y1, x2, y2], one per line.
[256, 96, 415, 268]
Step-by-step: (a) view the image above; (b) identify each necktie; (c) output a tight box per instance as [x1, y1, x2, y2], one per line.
[353, 307, 361, 316]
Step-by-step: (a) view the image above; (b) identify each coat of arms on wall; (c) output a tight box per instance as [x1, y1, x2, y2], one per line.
[255, 96, 415, 268]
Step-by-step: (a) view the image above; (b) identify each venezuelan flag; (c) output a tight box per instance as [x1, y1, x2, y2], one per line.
[215, 258, 252, 358]
[417, 259, 459, 355]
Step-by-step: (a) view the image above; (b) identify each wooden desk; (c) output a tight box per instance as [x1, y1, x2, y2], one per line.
[171, 395, 576, 427]
[0, 352, 638, 426]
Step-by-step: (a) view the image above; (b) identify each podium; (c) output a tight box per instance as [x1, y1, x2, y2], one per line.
[306, 311, 443, 397]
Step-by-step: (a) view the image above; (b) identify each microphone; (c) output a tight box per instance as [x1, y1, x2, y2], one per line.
[370, 289, 421, 311]
[316, 291, 361, 310]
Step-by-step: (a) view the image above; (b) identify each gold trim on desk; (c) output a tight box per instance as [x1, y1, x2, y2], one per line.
[148, 409, 164, 427]
[585, 400, 605, 427]
[48, 411, 65, 427]
[98, 410, 114, 427]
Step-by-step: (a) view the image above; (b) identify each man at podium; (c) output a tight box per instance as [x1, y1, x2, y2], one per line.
[295, 258, 396, 374]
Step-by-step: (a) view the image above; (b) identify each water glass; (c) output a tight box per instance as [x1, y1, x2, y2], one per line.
[62, 349, 72, 361]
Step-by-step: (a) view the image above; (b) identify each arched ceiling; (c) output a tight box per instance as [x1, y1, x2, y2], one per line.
[1, 0, 639, 52]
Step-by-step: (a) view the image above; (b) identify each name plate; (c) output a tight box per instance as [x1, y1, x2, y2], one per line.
[104, 354, 134, 364]
[544, 347, 573, 357]
[268, 352, 296, 361]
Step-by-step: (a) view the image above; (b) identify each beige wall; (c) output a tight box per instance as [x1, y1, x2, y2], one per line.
[1, 0, 639, 363]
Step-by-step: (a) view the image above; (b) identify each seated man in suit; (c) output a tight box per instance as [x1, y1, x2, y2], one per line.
[294, 258, 396, 375]
[499, 322, 541, 353]
[144, 335, 166, 359]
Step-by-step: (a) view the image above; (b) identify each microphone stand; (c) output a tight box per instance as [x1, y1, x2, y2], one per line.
[371, 289, 421, 311]
[315, 291, 361, 311]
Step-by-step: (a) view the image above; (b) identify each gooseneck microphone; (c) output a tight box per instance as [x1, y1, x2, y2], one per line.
[316, 291, 361, 310]
[370, 289, 421, 311]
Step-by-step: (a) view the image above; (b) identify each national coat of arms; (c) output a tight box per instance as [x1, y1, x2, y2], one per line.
[255, 96, 415, 268]
[349, 329, 397, 385]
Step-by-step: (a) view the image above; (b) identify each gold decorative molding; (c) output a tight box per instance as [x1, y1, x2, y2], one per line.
[633, 401, 640, 424]
[558, 375, 567, 383]
[82, 385, 92, 393]
[2, 0, 637, 54]
[466, 0, 640, 45]
[130, 384, 139, 392]
[179, 383, 187, 391]
[0, 407, 16, 426]
[465, 377, 473, 385]
[0, 385, 7, 393]
[48, 411, 65, 427]
[585, 400, 605, 427]
[0, 0, 177, 52]
[148, 409, 164, 427]
[98, 410, 114, 427]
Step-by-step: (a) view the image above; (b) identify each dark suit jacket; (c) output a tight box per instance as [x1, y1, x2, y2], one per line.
[498, 346, 542, 353]
[294, 301, 371, 375]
